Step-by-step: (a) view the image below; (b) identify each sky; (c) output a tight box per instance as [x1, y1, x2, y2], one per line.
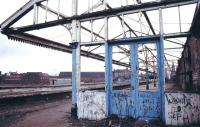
[0, 0, 106, 75]
[0, 0, 196, 75]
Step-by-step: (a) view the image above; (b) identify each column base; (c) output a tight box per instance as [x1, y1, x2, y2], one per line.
[146, 84, 149, 90]
[71, 104, 77, 118]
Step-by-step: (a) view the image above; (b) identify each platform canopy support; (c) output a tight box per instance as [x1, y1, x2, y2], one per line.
[71, 0, 81, 118]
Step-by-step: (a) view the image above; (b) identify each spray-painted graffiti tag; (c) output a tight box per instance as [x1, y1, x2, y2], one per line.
[112, 90, 135, 116]
[138, 92, 160, 117]
[77, 91, 106, 120]
[166, 93, 192, 105]
[165, 93, 200, 126]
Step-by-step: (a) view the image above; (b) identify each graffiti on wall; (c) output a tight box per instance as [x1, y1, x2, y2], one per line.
[165, 93, 200, 125]
[112, 90, 135, 116]
[77, 91, 106, 120]
[138, 92, 160, 117]
[112, 91, 160, 118]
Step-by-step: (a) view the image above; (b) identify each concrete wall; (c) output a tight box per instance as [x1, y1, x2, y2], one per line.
[77, 91, 200, 126]
[165, 92, 200, 126]
[77, 91, 106, 120]
[49, 78, 71, 85]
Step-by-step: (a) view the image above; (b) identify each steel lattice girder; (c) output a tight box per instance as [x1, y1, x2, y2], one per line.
[80, 32, 191, 46]
[0, 0, 46, 30]
[1, 0, 197, 34]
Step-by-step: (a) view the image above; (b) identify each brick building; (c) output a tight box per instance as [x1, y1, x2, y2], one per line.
[2, 72, 23, 84]
[1, 72, 49, 85]
[176, 7, 200, 92]
[59, 72, 105, 83]
[113, 68, 131, 83]
[22, 72, 49, 84]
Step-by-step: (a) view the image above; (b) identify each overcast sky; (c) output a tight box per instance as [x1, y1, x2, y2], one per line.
[0, 0, 196, 75]
[0, 0, 107, 75]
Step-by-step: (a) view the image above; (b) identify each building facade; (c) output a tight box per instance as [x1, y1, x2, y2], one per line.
[1, 72, 49, 85]
[59, 72, 104, 83]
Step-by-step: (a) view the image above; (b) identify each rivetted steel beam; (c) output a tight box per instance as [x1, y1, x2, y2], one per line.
[108, 36, 159, 46]
[2, 0, 197, 34]
[0, 0, 46, 30]
[80, 32, 191, 46]
[6, 33, 129, 67]
[164, 32, 191, 39]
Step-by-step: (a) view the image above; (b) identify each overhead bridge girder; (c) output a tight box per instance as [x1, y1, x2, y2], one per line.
[0, 0, 46, 30]
[1, 0, 197, 34]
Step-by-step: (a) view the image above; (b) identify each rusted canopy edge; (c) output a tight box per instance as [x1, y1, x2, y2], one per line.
[7, 33, 129, 67]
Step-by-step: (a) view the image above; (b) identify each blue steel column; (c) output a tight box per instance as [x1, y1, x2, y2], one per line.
[130, 43, 139, 118]
[71, 42, 81, 117]
[71, 0, 81, 118]
[105, 42, 112, 116]
[104, 0, 112, 116]
[157, 8, 165, 121]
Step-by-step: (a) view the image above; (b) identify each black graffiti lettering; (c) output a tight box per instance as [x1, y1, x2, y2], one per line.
[166, 93, 200, 125]
[183, 114, 189, 124]
[168, 111, 182, 120]
[166, 94, 188, 105]
[177, 106, 181, 112]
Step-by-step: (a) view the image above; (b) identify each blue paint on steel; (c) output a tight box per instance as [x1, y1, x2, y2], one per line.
[138, 91, 160, 118]
[112, 43, 139, 118]
[111, 91, 161, 119]
[158, 8, 165, 122]
[110, 36, 159, 46]
[133, 41, 161, 118]
[130, 43, 139, 118]
[157, 39, 165, 121]
[105, 42, 113, 116]
[112, 90, 134, 116]
[104, 31, 165, 119]
[72, 46, 77, 107]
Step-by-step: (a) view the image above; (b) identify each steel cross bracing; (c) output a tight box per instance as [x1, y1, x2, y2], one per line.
[1, 0, 197, 34]
[0, 0, 198, 69]
[0, 0, 46, 30]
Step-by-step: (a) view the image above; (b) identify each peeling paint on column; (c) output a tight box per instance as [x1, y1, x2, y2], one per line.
[165, 92, 200, 126]
[77, 91, 106, 120]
